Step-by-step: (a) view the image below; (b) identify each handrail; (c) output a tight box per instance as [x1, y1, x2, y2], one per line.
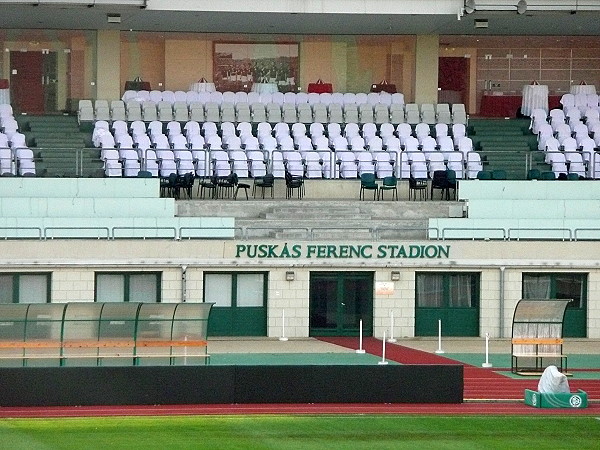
[0, 227, 43, 240]
[111, 226, 177, 240]
[507, 227, 572, 241]
[179, 226, 237, 239]
[372, 226, 436, 240]
[573, 228, 600, 241]
[44, 226, 110, 240]
[441, 227, 506, 241]
[0, 223, 596, 241]
[240, 226, 310, 240]
[309, 226, 374, 240]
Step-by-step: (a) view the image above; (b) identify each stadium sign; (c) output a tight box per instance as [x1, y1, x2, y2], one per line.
[235, 243, 450, 259]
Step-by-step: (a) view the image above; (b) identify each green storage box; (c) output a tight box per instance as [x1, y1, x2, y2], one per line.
[524, 389, 588, 408]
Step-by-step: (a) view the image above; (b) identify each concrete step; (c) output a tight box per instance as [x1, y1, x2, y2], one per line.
[239, 218, 429, 240]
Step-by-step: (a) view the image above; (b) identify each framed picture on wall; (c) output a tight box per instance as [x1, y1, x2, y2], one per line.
[213, 42, 299, 93]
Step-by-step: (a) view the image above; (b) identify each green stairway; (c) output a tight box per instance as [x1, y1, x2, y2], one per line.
[16, 114, 103, 178]
[468, 118, 549, 180]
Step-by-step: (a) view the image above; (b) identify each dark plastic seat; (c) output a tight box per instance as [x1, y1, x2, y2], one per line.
[408, 176, 428, 201]
[285, 171, 304, 199]
[378, 175, 398, 201]
[476, 170, 492, 180]
[253, 174, 275, 199]
[359, 173, 378, 200]
[491, 169, 507, 180]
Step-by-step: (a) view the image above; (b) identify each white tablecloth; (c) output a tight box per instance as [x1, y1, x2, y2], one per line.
[522, 84, 548, 116]
[570, 85, 596, 95]
[0, 89, 9, 105]
[251, 83, 279, 94]
[189, 82, 216, 93]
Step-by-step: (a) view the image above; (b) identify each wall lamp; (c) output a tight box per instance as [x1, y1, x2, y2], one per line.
[285, 271, 295, 281]
[390, 271, 401, 282]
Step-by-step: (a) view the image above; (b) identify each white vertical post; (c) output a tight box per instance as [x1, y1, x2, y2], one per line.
[434, 319, 445, 354]
[482, 332, 493, 368]
[356, 319, 366, 353]
[279, 310, 288, 341]
[183, 335, 188, 366]
[387, 311, 397, 343]
[378, 331, 389, 365]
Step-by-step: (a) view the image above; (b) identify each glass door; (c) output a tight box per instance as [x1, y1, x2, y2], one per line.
[309, 272, 373, 337]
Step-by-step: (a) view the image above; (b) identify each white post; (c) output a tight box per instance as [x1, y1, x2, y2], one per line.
[356, 319, 366, 353]
[434, 319, 445, 354]
[183, 335, 188, 366]
[387, 311, 397, 343]
[482, 332, 493, 368]
[279, 310, 288, 341]
[378, 331, 389, 365]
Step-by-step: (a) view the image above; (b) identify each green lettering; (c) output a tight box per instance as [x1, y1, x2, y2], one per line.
[377, 245, 387, 258]
[438, 245, 450, 258]
[339, 245, 349, 258]
[258, 244, 268, 258]
[424, 245, 438, 258]
[267, 245, 278, 257]
[409, 245, 421, 258]
[292, 244, 302, 258]
[235, 245, 246, 257]
[360, 245, 373, 258]
[280, 243, 291, 258]
[317, 245, 327, 258]
[349, 245, 361, 258]
[327, 245, 338, 258]
[306, 245, 316, 258]
[398, 246, 407, 258]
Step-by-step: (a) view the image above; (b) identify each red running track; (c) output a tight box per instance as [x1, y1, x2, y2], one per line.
[1, 402, 599, 418]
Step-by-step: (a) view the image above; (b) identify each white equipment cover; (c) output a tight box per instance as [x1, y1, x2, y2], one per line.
[538, 365, 570, 394]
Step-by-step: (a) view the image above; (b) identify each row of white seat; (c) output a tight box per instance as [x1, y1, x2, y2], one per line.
[92, 120, 474, 158]
[0, 147, 36, 176]
[560, 93, 600, 111]
[99, 146, 483, 181]
[79, 99, 467, 125]
[121, 90, 407, 106]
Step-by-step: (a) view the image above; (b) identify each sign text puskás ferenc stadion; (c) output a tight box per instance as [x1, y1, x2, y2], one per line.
[235, 243, 450, 259]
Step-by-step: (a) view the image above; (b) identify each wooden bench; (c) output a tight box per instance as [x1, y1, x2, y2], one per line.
[511, 337, 567, 374]
[0, 339, 209, 365]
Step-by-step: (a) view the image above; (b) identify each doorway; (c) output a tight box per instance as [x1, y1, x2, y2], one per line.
[438, 57, 469, 106]
[309, 272, 373, 337]
[10, 51, 58, 114]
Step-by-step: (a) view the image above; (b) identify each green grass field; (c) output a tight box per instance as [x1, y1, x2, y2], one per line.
[1, 415, 599, 449]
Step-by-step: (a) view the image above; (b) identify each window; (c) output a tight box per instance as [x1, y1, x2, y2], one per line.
[95, 272, 160, 303]
[416, 272, 479, 308]
[0, 273, 51, 304]
[522, 273, 586, 309]
[204, 273, 265, 308]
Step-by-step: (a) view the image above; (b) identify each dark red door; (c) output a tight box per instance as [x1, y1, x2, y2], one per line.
[438, 57, 470, 106]
[10, 51, 45, 114]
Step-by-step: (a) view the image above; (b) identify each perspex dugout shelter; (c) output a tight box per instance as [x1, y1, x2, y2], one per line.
[0, 302, 212, 367]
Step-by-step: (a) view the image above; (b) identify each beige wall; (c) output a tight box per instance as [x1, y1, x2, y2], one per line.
[96, 30, 121, 100]
[164, 39, 212, 91]
[414, 34, 439, 104]
[1, 239, 599, 338]
[114, 32, 416, 97]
